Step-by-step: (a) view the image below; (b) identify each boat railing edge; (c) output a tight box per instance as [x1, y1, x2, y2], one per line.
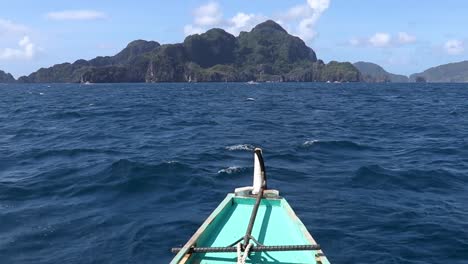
[169, 193, 235, 264]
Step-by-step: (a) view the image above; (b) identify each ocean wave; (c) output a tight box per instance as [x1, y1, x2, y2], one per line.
[97, 159, 195, 192]
[50, 111, 83, 119]
[301, 139, 370, 151]
[172, 120, 219, 127]
[225, 144, 255, 151]
[3, 83, 468, 264]
[12, 128, 45, 139]
[0, 159, 199, 200]
[217, 166, 248, 175]
[0, 167, 81, 201]
[396, 146, 462, 156]
[303, 140, 320, 146]
[30, 148, 120, 160]
[351, 165, 466, 192]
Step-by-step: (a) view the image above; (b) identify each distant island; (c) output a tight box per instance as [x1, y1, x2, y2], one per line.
[353, 61, 468, 83]
[0, 70, 16, 83]
[9, 20, 364, 83]
[410, 61, 468, 83]
[353, 62, 409, 83]
[1, 20, 468, 84]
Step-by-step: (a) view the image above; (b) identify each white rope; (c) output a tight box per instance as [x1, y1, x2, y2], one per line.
[236, 243, 253, 264]
[237, 243, 242, 264]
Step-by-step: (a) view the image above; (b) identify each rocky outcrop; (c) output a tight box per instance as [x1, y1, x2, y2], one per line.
[0, 70, 15, 83]
[18, 20, 361, 83]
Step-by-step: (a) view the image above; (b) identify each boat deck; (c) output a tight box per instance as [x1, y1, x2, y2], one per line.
[180, 195, 327, 264]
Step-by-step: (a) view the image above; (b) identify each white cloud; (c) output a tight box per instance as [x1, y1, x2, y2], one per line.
[184, 24, 205, 35]
[0, 36, 36, 60]
[297, 0, 330, 41]
[283, 4, 312, 21]
[444, 39, 464, 55]
[349, 37, 361, 46]
[183, 0, 330, 42]
[297, 18, 317, 41]
[227, 12, 266, 36]
[308, 0, 330, 11]
[184, 2, 224, 35]
[46, 10, 107, 21]
[350, 32, 417, 48]
[397, 32, 416, 44]
[184, 2, 266, 36]
[369, 32, 391, 47]
[0, 19, 29, 35]
[230, 13, 255, 29]
[0, 19, 37, 61]
[192, 2, 223, 26]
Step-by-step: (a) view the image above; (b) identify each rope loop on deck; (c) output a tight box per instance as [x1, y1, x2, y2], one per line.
[237, 243, 252, 264]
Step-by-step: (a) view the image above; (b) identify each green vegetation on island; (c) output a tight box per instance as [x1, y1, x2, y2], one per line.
[353, 62, 409, 83]
[17, 20, 361, 83]
[410, 61, 468, 82]
[18, 40, 161, 83]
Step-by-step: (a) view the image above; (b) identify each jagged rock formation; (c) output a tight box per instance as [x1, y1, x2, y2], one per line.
[0, 70, 15, 83]
[18, 20, 361, 83]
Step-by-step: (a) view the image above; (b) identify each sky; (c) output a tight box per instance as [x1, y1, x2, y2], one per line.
[0, 0, 467, 78]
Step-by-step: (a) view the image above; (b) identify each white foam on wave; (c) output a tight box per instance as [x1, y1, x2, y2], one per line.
[217, 166, 243, 175]
[225, 144, 255, 151]
[303, 140, 320, 146]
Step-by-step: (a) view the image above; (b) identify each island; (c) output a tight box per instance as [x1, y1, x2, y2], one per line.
[2, 20, 467, 84]
[17, 20, 361, 83]
[353, 62, 409, 83]
[0, 70, 15, 83]
[410, 61, 468, 83]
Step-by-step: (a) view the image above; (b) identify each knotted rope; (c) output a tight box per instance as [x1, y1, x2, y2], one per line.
[237, 243, 253, 264]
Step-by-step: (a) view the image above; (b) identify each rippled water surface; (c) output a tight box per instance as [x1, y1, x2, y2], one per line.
[1, 83, 467, 263]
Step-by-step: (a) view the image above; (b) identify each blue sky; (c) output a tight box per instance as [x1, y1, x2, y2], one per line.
[0, 0, 467, 77]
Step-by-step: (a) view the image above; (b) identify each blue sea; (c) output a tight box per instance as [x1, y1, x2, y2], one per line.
[1, 83, 467, 264]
